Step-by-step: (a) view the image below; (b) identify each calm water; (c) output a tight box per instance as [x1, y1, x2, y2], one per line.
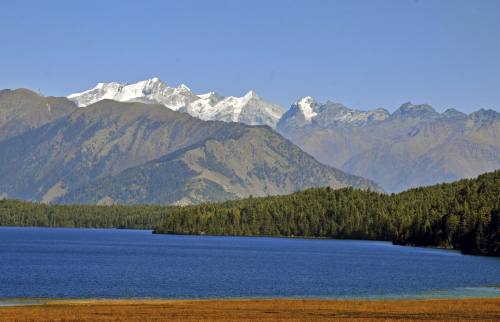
[0, 227, 499, 299]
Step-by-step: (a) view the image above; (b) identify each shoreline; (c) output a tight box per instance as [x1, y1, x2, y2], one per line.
[2, 285, 500, 306]
[1, 285, 499, 307]
[1, 298, 499, 321]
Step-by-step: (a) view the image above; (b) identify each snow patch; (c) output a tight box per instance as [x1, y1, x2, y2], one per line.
[297, 96, 318, 122]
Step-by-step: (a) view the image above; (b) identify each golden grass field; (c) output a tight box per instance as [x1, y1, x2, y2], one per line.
[0, 298, 499, 321]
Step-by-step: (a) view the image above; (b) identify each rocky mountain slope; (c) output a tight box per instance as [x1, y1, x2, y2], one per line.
[0, 89, 76, 140]
[59, 124, 374, 205]
[0, 91, 378, 204]
[68, 78, 284, 128]
[277, 98, 500, 192]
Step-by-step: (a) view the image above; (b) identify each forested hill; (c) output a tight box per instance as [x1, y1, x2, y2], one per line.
[0, 170, 499, 256]
[154, 170, 499, 256]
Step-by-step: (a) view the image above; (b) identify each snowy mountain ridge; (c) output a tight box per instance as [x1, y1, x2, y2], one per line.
[68, 78, 284, 128]
[277, 96, 391, 130]
[69, 78, 477, 130]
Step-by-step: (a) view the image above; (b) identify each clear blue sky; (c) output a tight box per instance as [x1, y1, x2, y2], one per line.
[1, 0, 499, 112]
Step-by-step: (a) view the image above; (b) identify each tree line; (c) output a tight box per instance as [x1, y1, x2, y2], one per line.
[0, 170, 498, 256]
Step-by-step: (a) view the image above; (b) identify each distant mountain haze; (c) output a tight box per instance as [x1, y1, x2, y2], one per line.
[277, 98, 500, 192]
[0, 89, 378, 204]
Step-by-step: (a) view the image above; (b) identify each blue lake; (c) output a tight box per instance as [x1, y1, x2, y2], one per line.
[0, 227, 499, 299]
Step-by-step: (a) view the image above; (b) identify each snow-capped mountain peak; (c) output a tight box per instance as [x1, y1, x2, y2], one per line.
[177, 83, 191, 91]
[67, 77, 197, 110]
[277, 97, 391, 131]
[296, 96, 318, 122]
[185, 89, 282, 125]
[275, 96, 319, 130]
[68, 79, 284, 128]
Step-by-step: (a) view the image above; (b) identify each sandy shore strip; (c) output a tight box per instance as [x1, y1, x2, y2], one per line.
[0, 298, 499, 321]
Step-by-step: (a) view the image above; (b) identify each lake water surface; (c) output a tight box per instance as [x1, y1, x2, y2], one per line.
[0, 227, 499, 299]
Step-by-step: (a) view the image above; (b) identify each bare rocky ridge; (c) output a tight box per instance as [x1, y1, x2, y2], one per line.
[0, 89, 77, 141]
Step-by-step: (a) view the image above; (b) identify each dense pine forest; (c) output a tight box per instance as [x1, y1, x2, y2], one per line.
[0, 170, 498, 256]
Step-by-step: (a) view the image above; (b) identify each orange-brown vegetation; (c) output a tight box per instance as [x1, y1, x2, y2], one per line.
[0, 298, 499, 321]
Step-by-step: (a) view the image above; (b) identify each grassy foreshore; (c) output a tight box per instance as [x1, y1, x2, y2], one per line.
[1, 298, 499, 321]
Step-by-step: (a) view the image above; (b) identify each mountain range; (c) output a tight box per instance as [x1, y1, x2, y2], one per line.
[0, 88, 377, 204]
[68, 78, 284, 128]
[1, 78, 498, 204]
[67, 78, 500, 192]
[277, 98, 500, 192]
